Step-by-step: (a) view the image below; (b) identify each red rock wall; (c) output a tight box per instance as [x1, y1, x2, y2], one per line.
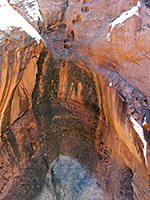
[0, 0, 150, 199]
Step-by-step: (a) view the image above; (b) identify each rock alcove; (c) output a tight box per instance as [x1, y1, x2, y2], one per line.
[0, 0, 150, 199]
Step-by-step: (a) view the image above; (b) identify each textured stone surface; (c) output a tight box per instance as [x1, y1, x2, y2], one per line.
[0, 0, 150, 199]
[37, 0, 150, 101]
[36, 155, 110, 200]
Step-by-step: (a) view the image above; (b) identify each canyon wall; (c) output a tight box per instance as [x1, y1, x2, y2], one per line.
[0, 0, 150, 199]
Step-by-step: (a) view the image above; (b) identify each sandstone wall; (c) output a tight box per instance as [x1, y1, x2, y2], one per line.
[0, 0, 150, 199]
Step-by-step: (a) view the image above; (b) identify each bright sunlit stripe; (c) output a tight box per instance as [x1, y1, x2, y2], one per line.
[130, 116, 147, 166]
[107, 1, 141, 42]
[0, 0, 43, 43]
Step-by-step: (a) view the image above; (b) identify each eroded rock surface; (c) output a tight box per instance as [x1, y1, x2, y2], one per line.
[0, 0, 150, 199]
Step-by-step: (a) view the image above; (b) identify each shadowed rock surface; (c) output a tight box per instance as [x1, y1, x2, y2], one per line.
[0, 0, 150, 200]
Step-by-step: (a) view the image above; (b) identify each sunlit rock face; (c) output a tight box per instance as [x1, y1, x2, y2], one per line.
[0, 0, 150, 199]
[9, 0, 44, 30]
[0, 1, 44, 131]
[38, 0, 150, 101]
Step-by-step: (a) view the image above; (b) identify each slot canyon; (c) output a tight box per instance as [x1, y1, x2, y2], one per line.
[0, 0, 150, 199]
